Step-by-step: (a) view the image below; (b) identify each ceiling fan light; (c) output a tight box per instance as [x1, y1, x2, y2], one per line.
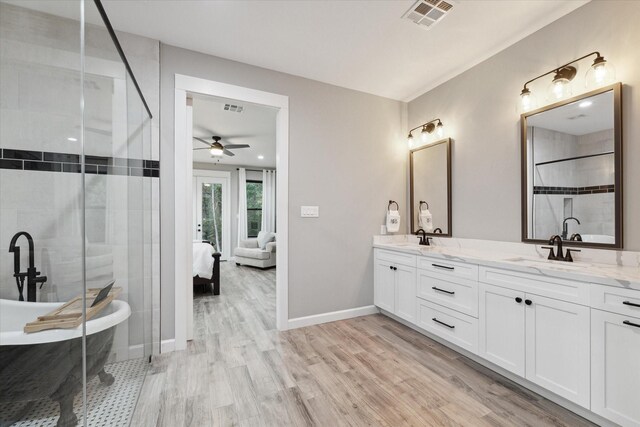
[210, 147, 224, 156]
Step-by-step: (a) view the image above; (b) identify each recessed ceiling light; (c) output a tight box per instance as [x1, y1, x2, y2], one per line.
[67, 137, 77, 142]
[579, 101, 593, 108]
[258, 155, 264, 160]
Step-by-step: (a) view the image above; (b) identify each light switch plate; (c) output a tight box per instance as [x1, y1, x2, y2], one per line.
[301, 206, 319, 218]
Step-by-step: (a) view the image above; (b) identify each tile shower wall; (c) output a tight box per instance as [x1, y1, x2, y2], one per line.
[0, 3, 160, 361]
[532, 127, 614, 239]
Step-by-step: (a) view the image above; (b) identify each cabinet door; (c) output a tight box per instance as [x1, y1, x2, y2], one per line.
[395, 265, 416, 323]
[374, 260, 395, 313]
[479, 283, 525, 376]
[525, 294, 590, 408]
[591, 309, 640, 426]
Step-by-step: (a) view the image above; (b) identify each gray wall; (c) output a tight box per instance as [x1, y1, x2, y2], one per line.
[407, 1, 640, 250]
[161, 45, 406, 338]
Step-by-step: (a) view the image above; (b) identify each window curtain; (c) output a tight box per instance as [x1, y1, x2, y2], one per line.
[261, 169, 276, 233]
[237, 168, 248, 245]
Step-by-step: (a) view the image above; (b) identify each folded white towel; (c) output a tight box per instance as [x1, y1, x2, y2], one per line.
[193, 242, 215, 279]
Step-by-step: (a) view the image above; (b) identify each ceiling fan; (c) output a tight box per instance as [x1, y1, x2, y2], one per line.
[193, 136, 250, 157]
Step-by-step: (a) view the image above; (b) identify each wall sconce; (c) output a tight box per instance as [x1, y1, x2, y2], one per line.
[407, 118, 444, 147]
[519, 51, 615, 111]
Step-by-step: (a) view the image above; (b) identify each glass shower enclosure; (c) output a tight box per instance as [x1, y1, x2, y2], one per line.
[0, 1, 159, 425]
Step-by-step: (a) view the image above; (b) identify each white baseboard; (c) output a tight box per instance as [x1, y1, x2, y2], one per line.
[287, 305, 379, 330]
[161, 339, 176, 353]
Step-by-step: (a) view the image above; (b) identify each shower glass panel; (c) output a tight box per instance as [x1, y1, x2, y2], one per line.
[0, 1, 158, 425]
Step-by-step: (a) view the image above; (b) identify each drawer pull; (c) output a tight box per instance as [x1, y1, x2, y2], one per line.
[623, 320, 640, 329]
[432, 318, 455, 329]
[432, 286, 455, 295]
[432, 263, 454, 271]
[623, 301, 640, 308]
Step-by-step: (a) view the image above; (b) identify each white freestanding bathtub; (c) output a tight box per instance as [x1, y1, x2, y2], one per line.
[0, 298, 131, 427]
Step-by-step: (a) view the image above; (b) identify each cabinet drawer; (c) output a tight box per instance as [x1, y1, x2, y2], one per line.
[417, 256, 479, 281]
[591, 284, 640, 319]
[417, 270, 478, 317]
[479, 266, 589, 305]
[417, 299, 478, 354]
[375, 249, 416, 268]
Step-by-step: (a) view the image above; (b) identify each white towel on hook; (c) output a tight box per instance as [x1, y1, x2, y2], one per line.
[418, 208, 433, 232]
[386, 209, 401, 233]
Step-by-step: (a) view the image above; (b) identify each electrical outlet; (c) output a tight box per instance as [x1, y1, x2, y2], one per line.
[301, 206, 319, 218]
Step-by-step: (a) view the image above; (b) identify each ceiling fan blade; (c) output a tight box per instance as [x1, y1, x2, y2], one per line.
[223, 149, 235, 157]
[193, 137, 211, 146]
[223, 144, 250, 149]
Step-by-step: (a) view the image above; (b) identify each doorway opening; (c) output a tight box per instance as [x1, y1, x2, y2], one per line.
[174, 75, 289, 351]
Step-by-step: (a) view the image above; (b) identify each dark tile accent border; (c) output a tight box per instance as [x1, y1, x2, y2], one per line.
[0, 147, 159, 178]
[533, 185, 615, 195]
[0, 159, 23, 170]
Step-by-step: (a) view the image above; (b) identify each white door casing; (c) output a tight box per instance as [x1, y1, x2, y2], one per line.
[174, 75, 289, 351]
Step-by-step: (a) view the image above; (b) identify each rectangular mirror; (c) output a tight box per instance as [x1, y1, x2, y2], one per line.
[521, 83, 622, 248]
[410, 138, 451, 236]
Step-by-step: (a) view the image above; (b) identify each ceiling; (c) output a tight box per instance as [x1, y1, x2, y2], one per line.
[528, 90, 613, 136]
[191, 93, 277, 168]
[98, 0, 588, 101]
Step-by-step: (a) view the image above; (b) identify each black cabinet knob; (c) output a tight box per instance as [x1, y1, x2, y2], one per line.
[515, 297, 523, 303]
[389, 266, 393, 270]
[393, 267, 398, 271]
[525, 299, 532, 305]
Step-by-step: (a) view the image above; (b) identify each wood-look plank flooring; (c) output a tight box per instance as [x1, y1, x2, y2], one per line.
[131, 262, 594, 426]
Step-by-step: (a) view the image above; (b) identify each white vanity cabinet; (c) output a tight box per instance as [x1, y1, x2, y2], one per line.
[479, 283, 526, 376]
[590, 285, 640, 426]
[479, 271, 590, 408]
[374, 249, 416, 323]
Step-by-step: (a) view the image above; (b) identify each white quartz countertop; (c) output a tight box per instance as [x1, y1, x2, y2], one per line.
[374, 240, 640, 291]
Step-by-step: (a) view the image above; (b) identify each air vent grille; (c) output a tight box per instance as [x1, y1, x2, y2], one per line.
[223, 104, 244, 113]
[403, 0, 455, 30]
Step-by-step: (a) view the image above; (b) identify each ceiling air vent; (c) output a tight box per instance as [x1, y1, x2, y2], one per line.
[403, 0, 454, 29]
[223, 104, 244, 113]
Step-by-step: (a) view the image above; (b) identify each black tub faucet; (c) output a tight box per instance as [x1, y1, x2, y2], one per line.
[562, 217, 581, 240]
[8, 231, 47, 302]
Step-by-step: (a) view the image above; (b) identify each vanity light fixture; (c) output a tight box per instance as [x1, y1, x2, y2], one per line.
[407, 118, 444, 147]
[519, 51, 614, 111]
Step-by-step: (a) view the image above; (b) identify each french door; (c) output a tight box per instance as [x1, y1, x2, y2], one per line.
[193, 173, 231, 260]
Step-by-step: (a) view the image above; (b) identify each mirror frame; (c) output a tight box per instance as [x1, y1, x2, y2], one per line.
[520, 82, 623, 249]
[410, 138, 452, 237]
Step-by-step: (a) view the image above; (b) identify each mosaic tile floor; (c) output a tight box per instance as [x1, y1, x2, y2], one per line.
[1, 358, 148, 427]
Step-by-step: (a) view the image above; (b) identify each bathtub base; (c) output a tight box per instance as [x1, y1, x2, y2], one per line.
[1, 327, 116, 427]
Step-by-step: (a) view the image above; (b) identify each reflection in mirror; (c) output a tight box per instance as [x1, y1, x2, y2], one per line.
[522, 83, 622, 248]
[410, 138, 451, 236]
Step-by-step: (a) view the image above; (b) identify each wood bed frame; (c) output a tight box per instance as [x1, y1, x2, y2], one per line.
[193, 251, 221, 295]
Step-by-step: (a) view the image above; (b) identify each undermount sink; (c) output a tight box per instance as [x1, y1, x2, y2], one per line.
[503, 257, 590, 271]
[389, 242, 421, 248]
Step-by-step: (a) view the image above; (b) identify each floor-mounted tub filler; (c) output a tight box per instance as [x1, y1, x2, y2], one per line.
[0, 298, 131, 427]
